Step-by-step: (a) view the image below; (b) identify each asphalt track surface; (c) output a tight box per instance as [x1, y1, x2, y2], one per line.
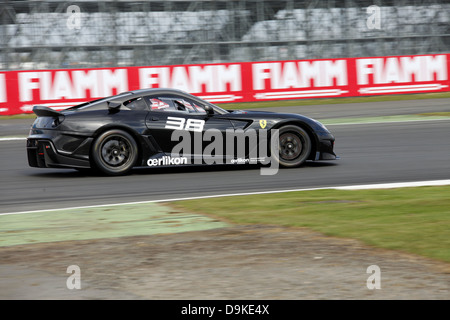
[0, 98, 449, 214]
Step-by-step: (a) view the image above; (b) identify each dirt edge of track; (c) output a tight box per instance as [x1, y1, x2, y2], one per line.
[1, 224, 448, 300]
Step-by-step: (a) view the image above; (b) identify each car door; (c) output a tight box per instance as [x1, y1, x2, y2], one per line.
[144, 94, 234, 164]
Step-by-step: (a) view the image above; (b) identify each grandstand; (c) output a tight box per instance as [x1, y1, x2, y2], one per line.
[0, 0, 449, 70]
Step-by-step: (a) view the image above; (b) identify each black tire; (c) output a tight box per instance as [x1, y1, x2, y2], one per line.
[91, 129, 138, 176]
[275, 125, 312, 168]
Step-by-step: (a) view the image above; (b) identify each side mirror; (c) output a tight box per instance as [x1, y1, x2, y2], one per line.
[204, 105, 214, 116]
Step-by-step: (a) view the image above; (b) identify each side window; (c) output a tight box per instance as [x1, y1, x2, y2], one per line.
[192, 101, 207, 114]
[147, 97, 175, 111]
[145, 95, 206, 114]
[123, 97, 148, 111]
[173, 99, 205, 113]
[182, 98, 207, 114]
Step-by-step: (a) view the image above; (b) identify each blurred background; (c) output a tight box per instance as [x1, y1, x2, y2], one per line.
[0, 0, 449, 70]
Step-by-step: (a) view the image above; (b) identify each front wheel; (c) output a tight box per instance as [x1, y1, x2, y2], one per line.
[275, 125, 312, 168]
[91, 129, 138, 176]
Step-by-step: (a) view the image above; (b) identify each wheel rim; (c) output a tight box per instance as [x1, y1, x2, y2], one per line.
[279, 132, 303, 161]
[100, 136, 133, 168]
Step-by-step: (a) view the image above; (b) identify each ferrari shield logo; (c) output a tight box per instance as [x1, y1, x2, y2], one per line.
[259, 119, 267, 129]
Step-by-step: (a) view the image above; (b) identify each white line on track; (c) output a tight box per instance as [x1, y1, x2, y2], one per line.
[0, 137, 26, 141]
[1, 179, 449, 217]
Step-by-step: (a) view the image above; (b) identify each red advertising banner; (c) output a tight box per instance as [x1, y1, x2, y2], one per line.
[0, 54, 449, 115]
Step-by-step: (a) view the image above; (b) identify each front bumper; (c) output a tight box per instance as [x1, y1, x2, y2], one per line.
[310, 127, 338, 161]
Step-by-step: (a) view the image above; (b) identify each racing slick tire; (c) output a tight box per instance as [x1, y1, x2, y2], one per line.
[91, 129, 138, 176]
[276, 125, 311, 168]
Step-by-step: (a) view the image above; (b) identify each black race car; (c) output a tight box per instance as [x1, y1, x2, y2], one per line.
[27, 88, 337, 175]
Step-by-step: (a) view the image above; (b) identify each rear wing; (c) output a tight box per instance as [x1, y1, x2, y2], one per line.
[33, 106, 62, 117]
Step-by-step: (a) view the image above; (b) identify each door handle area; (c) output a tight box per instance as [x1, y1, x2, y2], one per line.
[151, 117, 159, 121]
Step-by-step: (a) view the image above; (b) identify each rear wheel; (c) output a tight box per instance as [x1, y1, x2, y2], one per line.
[276, 125, 311, 168]
[91, 129, 138, 176]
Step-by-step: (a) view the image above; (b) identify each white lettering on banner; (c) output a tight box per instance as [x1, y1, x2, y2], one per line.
[18, 69, 128, 102]
[0, 74, 6, 103]
[19, 72, 39, 102]
[52, 71, 75, 100]
[189, 65, 214, 92]
[356, 55, 448, 85]
[100, 69, 128, 97]
[424, 55, 448, 81]
[320, 60, 347, 86]
[216, 64, 241, 92]
[139, 67, 169, 88]
[252, 63, 271, 91]
[252, 60, 348, 90]
[72, 70, 101, 98]
[40, 72, 52, 100]
[138, 64, 242, 93]
[172, 67, 191, 92]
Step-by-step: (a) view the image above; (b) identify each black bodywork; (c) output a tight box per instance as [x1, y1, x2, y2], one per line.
[27, 88, 337, 175]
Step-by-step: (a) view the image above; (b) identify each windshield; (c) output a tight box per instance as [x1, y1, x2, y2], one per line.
[209, 102, 229, 114]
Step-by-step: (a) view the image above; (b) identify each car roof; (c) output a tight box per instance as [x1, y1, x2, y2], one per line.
[118, 88, 190, 97]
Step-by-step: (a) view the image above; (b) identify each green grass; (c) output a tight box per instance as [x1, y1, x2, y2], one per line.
[170, 186, 450, 263]
[417, 112, 450, 117]
[0, 114, 37, 120]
